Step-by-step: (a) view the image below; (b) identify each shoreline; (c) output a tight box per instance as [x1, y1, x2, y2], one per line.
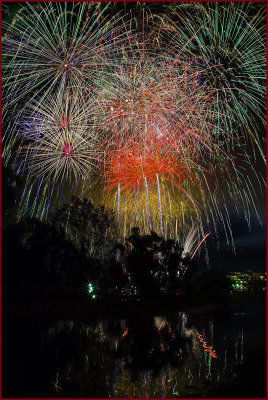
[4, 290, 265, 318]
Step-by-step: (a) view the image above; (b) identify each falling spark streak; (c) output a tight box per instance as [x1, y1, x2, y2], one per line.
[156, 173, 163, 235]
[191, 233, 211, 261]
[117, 183, 121, 224]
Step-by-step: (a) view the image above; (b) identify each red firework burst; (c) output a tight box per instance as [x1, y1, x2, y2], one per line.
[104, 141, 195, 192]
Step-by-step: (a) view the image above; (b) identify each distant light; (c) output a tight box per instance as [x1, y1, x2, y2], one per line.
[92, 294, 96, 299]
[88, 282, 94, 294]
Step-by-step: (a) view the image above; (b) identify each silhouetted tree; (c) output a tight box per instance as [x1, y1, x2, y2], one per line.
[124, 229, 162, 298]
[102, 245, 128, 296]
[2, 165, 22, 227]
[51, 196, 118, 262]
[3, 218, 100, 294]
[122, 228, 192, 298]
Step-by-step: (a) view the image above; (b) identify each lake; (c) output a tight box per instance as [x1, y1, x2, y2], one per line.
[3, 298, 266, 397]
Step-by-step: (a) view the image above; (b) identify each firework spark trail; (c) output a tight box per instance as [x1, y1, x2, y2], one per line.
[95, 55, 228, 162]
[182, 225, 198, 258]
[190, 233, 211, 261]
[168, 2, 266, 154]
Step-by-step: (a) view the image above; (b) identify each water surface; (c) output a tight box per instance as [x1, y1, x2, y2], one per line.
[3, 300, 265, 397]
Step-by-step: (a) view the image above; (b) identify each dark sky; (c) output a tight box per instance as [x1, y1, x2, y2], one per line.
[198, 213, 266, 273]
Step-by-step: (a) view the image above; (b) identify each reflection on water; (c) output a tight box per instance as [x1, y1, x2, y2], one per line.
[3, 305, 265, 397]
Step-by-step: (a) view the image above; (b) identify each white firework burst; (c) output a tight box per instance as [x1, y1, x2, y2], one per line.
[17, 89, 101, 184]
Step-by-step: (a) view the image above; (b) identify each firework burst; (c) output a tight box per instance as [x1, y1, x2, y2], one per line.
[2, 2, 266, 254]
[2, 2, 125, 115]
[16, 89, 101, 183]
[168, 2, 266, 158]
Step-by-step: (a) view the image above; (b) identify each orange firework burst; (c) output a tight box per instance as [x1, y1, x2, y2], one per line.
[105, 143, 194, 193]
